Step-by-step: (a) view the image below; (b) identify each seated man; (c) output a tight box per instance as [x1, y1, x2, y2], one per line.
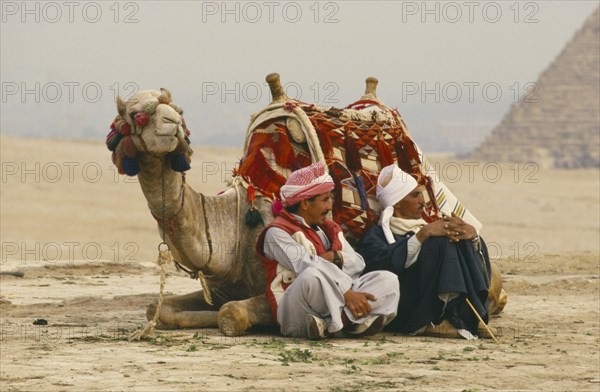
[357, 164, 492, 339]
[257, 162, 399, 340]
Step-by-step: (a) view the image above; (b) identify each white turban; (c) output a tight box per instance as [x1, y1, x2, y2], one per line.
[376, 164, 418, 244]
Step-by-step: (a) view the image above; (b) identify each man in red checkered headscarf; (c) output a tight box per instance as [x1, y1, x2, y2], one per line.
[256, 162, 399, 340]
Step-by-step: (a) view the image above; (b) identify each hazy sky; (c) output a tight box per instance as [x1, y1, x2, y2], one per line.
[1, 0, 598, 151]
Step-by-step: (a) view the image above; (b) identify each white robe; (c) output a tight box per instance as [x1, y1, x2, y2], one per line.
[263, 215, 399, 337]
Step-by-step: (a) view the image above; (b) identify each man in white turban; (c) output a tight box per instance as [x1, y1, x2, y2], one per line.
[358, 164, 493, 340]
[256, 162, 399, 340]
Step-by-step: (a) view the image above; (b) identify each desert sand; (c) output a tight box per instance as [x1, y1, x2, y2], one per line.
[1, 134, 598, 391]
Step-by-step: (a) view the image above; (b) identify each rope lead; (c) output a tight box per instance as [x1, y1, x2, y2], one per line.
[129, 242, 172, 341]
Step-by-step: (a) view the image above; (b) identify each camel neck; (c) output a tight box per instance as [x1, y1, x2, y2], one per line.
[136, 155, 185, 217]
[135, 154, 213, 275]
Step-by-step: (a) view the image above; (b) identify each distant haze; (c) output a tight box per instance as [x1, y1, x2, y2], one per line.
[1, 1, 597, 152]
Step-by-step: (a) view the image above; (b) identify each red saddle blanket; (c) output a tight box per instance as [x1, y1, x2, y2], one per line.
[239, 99, 439, 244]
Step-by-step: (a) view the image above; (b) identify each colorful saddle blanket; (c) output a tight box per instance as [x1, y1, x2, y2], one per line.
[239, 99, 481, 244]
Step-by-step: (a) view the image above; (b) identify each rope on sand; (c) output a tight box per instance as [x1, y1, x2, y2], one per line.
[128, 243, 172, 342]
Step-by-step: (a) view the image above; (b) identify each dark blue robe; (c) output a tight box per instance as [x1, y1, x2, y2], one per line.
[357, 225, 491, 334]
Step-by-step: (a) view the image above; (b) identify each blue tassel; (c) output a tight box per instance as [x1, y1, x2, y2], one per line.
[106, 133, 123, 152]
[244, 208, 264, 228]
[122, 156, 140, 176]
[171, 154, 191, 172]
[354, 174, 369, 211]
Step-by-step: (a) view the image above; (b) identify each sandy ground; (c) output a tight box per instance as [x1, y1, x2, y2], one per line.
[1, 135, 599, 391]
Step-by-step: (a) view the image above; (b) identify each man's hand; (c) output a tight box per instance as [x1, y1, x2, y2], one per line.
[417, 213, 477, 243]
[319, 251, 335, 263]
[343, 290, 376, 319]
[416, 219, 449, 242]
[444, 212, 477, 242]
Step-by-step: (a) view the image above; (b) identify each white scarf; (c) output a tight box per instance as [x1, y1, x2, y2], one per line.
[389, 216, 424, 236]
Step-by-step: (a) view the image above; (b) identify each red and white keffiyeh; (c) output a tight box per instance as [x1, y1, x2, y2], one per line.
[280, 162, 335, 206]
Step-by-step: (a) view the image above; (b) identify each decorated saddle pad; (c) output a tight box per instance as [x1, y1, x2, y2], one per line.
[239, 99, 481, 244]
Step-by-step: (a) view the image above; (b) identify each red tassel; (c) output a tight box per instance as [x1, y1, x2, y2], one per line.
[274, 128, 296, 169]
[316, 128, 334, 159]
[394, 134, 411, 173]
[343, 127, 362, 173]
[403, 135, 421, 165]
[310, 114, 339, 160]
[332, 175, 343, 216]
[247, 183, 256, 204]
[115, 155, 124, 174]
[122, 136, 138, 158]
[377, 134, 394, 167]
[119, 122, 131, 136]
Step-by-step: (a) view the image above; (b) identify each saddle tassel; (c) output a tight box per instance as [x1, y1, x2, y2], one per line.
[344, 130, 369, 211]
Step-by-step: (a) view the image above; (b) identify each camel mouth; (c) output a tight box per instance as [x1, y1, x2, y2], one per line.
[157, 133, 177, 138]
[155, 116, 181, 138]
[156, 125, 179, 138]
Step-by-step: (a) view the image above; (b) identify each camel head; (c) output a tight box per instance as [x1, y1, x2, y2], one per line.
[106, 88, 193, 176]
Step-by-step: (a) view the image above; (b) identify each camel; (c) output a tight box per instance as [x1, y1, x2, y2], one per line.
[107, 74, 506, 337]
[107, 87, 274, 336]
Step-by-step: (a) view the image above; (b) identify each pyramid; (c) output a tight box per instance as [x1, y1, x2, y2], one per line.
[469, 7, 599, 168]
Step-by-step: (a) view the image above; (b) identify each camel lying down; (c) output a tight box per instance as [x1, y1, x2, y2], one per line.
[147, 264, 507, 337]
[107, 75, 506, 338]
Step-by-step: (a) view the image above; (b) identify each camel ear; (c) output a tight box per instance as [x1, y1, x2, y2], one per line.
[116, 96, 126, 117]
[158, 88, 172, 104]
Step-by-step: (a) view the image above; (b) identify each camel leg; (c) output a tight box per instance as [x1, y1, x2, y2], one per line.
[217, 294, 274, 336]
[146, 290, 219, 329]
[488, 263, 508, 316]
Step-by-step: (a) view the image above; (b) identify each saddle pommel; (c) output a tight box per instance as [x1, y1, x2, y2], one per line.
[266, 73, 288, 104]
[363, 77, 379, 100]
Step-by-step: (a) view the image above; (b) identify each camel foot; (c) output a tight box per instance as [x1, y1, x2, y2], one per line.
[218, 302, 252, 337]
[422, 320, 462, 339]
[146, 301, 177, 330]
[497, 289, 508, 314]
[478, 322, 500, 339]
[489, 263, 508, 315]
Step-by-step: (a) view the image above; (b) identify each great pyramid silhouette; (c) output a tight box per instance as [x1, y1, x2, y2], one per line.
[468, 7, 599, 168]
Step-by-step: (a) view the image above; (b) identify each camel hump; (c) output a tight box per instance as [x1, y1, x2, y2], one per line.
[266, 73, 288, 103]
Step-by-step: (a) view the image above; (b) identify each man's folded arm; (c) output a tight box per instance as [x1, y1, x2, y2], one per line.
[263, 227, 354, 292]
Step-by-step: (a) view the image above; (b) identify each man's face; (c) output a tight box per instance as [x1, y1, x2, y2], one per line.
[301, 192, 333, 226]
[393, 186, 425, 220]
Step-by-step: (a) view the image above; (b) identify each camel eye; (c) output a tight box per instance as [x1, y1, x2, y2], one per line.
[130, 111, 138, 121]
